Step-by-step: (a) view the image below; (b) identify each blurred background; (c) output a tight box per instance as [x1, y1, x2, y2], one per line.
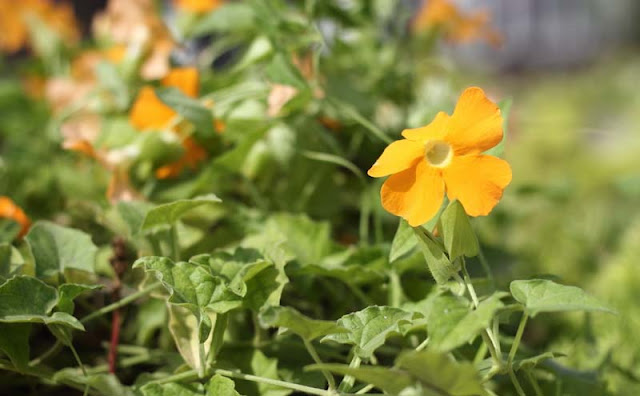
[1, 0, 640, 394]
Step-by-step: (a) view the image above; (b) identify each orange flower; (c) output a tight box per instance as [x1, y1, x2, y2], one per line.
[174, 0, 225, 13]
[0, 197, 31, 238]
[368, 87, 511, 227]
[130, 67, 215, 179]
[130, 67, 200, 130]
[412, 0, 502, 47]
[0, 0, 79, 53]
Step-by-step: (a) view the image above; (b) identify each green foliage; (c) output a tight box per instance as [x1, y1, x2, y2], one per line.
[25, 221, 97, 279]
[0, 0, 633, 394]
[510, 279, 614, 317]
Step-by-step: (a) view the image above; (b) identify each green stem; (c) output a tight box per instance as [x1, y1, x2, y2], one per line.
[525, 370, 544, 396]
[147, 368, 332, 396]
[509, 370, 526, 396]
[477, 246, 495, 290]
[148, 235, 163, 256]
[69, 343, 87, 377]
[415, 337, 429, 352]
[508, 313, 529, 365]
[170, 224, 180, 261]
[304, 339, 336, 390]
[81, 283, 162, 324]
[338, 355, 361, 392]
[388, 270, 402, 308]
[473, 341, 488, 365]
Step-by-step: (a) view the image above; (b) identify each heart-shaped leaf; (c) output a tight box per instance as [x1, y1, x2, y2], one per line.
[440, 200, 479, 260]
[510, 279, 615, 317]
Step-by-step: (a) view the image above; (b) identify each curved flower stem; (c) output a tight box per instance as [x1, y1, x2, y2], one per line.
[304, 339, 337, 390]
[525, 369, 544, 396]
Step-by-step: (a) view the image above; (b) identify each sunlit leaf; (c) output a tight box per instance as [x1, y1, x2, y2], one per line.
[510, 279, 615, 317]
[322, 306, 415, 359]
[390, 219, 416, 263]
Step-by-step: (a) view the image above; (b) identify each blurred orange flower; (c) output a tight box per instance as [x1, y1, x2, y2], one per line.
[93, 0, 175, 80]
[130, 67, 216, 179]
[174, 0, 225, 13]
[0, 197, 31, 238]
[368, 87, 511, 226]
[412, 0, 502, 46]
[0, 0, 79, 53]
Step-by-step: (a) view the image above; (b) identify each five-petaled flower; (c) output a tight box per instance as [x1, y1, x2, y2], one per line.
[0, 197, 31, 238]
[368, 87, 512, 227]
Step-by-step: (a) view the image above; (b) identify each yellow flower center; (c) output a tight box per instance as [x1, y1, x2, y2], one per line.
[424, 140, 453, 168]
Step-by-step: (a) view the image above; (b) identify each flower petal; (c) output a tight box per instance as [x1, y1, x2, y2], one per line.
[446, 87, 502, 154]
[368, 139, 424, 178]
[129, 86, 176, 130]
[161, 67, 200, 98]
[443, 154, 511, 217]
[381, 160, 445, 227]
[401, 111, 449, 142]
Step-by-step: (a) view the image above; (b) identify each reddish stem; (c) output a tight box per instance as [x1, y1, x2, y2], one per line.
[108, 306, 121, 374]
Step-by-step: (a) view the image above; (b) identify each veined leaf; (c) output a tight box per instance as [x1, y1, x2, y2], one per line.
[440, 200, 479, 260]
[140, 382, 202, 396]
[141, 194, 221, 232]
[25, 221, 97, 279]
[259, 306, 347, 341]
[390, 219, 417, 263]
[322, 306, 415, 359]
[57, 283, 102, 314]
[510, 279, 615, 317]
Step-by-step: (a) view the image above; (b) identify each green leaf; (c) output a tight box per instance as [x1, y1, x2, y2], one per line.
[413, 228, 459, 284]
[168, 304, 226, 373]
[259, 213, 332, 266]
[0, 323, 31, 371]
[132, 256, 241, 315]
[512, 351, 564, 371]
[206, 374, 240, 396]
[303, 246, 386, 285]
[322, 306, 415, 359]
[155, 87, 215, 136]
[116, 200, 154, 236]
[397, 350, 487, 396]
[485, 98, 512, 158]
[141, 194, 222, 232]
[259, 306, 347, 341]
[0, 219, 20, 243]
[0, 243, 24, 281]
[25, 221, 97, 279]
[390, 220, 417, 263]
[440, 200, 479, 260]
[428, 293, 504, 351]
[266, 53, 307, 90]
[510, 279, 615, 317]
[306, 364, 413, 395]
[141, 382, 202, 396]
[250, 350, 292, 396]
[54, 371, 136, 396]
[190, 3, 255, 36]
[57, 283, 102, 314]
